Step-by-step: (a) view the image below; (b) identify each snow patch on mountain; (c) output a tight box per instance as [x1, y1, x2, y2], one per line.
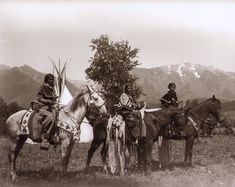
[188, 64, 200, 78]
[167, 65, 171, 74]
[177, 64, 185, 77]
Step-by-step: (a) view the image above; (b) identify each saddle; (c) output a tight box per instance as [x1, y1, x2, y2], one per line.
[20, 110, 44, 142]
[20, 106, 60, 144]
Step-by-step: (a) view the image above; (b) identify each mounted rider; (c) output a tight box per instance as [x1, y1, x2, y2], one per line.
[116, 85, 146, 143]
[160, 82, 182, 138]
[160, 82, 179, 108]
[37, 73, 58, 150]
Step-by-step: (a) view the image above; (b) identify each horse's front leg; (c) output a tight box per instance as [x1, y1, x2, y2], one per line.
[137, 138, 145, 172]
[184, 137, 195, 166]
[100, 141, 109, 174]
[61, 136, 74, 177]
[188, 138, 195, 167]
[84, 140, 102, 174]
[184, 139, 189, 165]
[143, 139, 153, 176]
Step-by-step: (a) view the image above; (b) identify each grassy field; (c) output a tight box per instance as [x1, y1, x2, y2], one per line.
[0, 135, 235, 187]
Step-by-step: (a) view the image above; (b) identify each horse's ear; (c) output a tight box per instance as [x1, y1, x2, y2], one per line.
[212, 95, 216, 101]
[86, 85, 93, 94]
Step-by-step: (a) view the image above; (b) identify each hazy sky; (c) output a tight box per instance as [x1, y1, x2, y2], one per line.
[1, 0, 235, 80]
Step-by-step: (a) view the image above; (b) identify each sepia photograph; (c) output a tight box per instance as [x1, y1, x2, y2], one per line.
[0, 0, 235, 186]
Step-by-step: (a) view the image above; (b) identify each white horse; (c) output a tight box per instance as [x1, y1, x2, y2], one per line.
[6, 86, 107, 181]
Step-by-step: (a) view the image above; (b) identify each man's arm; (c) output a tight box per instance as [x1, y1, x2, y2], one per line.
[37, 94, 53, 105]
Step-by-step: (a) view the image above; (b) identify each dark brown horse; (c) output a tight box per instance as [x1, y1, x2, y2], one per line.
[139, 107, 183, 175]
[159, 95, 225, 168]
[83, 108, 109, 174]
[83, 106, 182, 175]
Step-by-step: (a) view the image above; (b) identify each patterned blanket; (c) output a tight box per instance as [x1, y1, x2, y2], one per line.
[57, 122, 80, 140]
[20, 110, 34, 135]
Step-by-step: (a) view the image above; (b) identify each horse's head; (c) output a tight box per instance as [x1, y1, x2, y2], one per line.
[86, 85, 107, 115]
[208, 95, 224, 123]
[69, 85, 107, 116]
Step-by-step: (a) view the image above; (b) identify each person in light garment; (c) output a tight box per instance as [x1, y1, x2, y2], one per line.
[117, 85, 146, 142]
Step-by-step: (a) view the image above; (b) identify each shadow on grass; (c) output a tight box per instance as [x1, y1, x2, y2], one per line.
[12, 166, 139, 187]
[151, 159, 193, 171]
[17, 165, 111, 179]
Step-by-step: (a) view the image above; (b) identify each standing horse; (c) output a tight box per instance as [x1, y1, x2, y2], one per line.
[83, 106, 109, 174]
[170, 95, 225, 166]
[140, 107, 183, 175]
[6, 86, 107, 181]
[83, 106, 182, 175]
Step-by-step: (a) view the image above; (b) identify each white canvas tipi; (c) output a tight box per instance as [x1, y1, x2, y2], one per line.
[51, 59, 94, 143]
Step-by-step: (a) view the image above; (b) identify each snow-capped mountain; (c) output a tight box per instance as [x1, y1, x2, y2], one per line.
[1, 63, 235, 107]
[132, 63, 235, 104]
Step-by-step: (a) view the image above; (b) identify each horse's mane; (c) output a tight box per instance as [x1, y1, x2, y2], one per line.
[186, 97, 221, 113]
[69, 88, 88, 113]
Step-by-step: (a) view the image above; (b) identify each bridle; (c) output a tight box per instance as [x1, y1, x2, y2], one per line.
[187, 99, 223, 124]
[58, 89, 105, 127]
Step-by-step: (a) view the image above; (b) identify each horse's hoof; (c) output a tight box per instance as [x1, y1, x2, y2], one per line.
[10, 172, 17, 181]
[120, 169, 128, 176]
[110, 168, 118, 175]
[188, 163, 194, 167]
[83, 167, 90, 174]
[103, 168, 109, 175]
[103, 165, 109, 174]
[145, 169, 152, 176]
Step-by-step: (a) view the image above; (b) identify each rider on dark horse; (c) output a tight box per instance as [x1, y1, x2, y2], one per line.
[160, 82, 179, 108]
[116, 85, 146, 143]
[37, 74, 57, 150]
[160, 82, 181, 138]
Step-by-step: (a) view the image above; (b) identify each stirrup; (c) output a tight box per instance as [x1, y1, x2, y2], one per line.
[40, 139, 50, 151]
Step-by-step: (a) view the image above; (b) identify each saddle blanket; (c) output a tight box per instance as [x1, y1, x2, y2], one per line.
[20, 110, 33, 135]
[57, 122, 80, 140]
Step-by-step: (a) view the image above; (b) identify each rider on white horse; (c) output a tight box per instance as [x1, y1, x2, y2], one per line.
[37, 74, 58, 150]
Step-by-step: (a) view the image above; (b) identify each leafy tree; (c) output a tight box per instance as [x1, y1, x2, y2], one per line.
[0, 97, 9, 134]
[0, 97, 23, 135]
[85, 35, 143, 103]
[7, 102, 22, 116]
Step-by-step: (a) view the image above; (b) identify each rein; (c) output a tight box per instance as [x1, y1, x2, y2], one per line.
[57, 91, 92, 128]
[188, 113, 209, 124]
[152, 112, 182, 126]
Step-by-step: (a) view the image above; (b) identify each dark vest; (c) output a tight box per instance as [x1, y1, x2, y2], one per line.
[161, 90, 178, 108]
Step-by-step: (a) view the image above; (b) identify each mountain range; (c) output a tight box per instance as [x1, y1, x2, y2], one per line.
[0, 63, 235, 107]
[132, 63, 235, 104]
[0, 65, 84, 107]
